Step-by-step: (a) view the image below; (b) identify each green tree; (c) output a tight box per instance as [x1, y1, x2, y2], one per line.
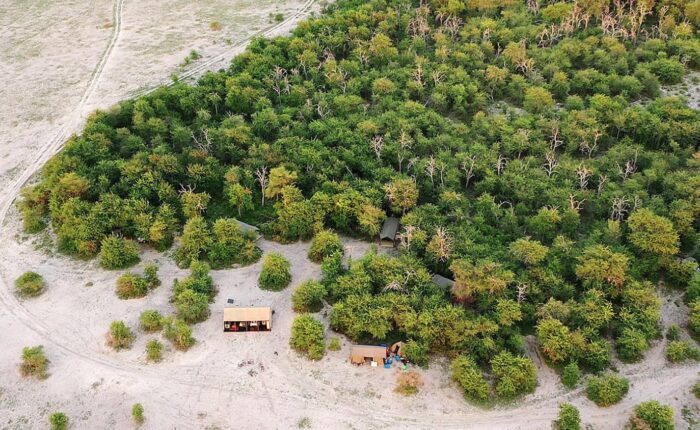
[630, 401, 674, 430]
[265, 166, 298, 201]
[586, 373, 629, 406]
[385, 178, 418, 214]
[450, 259, 515, 299]
[100, 236, 140, 269]
[490, 351, 537, 399]
[49, 412, 68, 430]
[20, 345, 49, 379]
[14, 271, 45, 298]
[451, 355, 490, 403]
[555, 403, 581, 430]
[174, 216, 212, 267]
[308, 230, 343, 263]
[174, 289, 210, 323]
[139, 310, 164, 332]
[561, 362, 580, 388]
[523, 86, 555, 114]
[259, 252, 292, 291]
[292, 280, 327, 313]
[575, 245, 629, 289]
[290, 314, 325, 360]
[108, 321, 135, 350]
[627, 209, 680, 257]
[509, 238, 549, 266]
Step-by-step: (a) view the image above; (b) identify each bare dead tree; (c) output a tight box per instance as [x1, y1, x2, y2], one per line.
[632, 195, 642, 212]
[398, 225, 418, 251]
[431, 226, 453, 262]
[191, 130, 213, 154]
[383, 280, 405, 293]
[254, 166, 268, 206]
[517, 283, 528, 304]
[550, 122, 564, 152]
[617, 151, 638, 183]
[461, 155, 476, 189]
[611, 196, 629, 221]
[425, 155, 437, 187]
[576, 164, 592, 189]
[597, 174, 608, 195]
[371, 135, 384, 160]
[397, 130, 412, 173]
[495, 154, 508, 175]
[544, 151, 558, 177]
[432, 70, 444, 86]
[568, 194, 585, 212]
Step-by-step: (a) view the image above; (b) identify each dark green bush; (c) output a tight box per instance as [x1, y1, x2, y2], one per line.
[290, 315, 325, 360]
[115, 273, 149, 299]
[665, 340, 700, 362]
[145, 339, 163, 362]
[586, 373, 629, 406]
[451, 355, 490, 403]
[163, 318, 195, 350]
[108, 320, 135, 350]
[629, 400, 674, 430]
[291, 280, 327, 313]
[259, 252, 291, 291]
[555, 403, 581, 430]
[99, 236, 140, 269]
[132, 403, 145, 424]
[561, 362, 580, 389]
[14, 271, 45, 298]
[139, 310, 163, 332]
[308, 230, 343, 263]
[20, 345, 49, 379]
[49, 412, 68, 430]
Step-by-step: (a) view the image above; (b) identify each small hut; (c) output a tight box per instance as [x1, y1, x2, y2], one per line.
[432, 274, 455, 290]
[235, 220, 261, 240]
[379, 217, 400, 247]
[223, 306, 272, 332]
[349, 345, 388, 365]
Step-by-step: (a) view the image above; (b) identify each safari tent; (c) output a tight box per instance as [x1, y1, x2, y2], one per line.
[235, 220, 261, 240]
[379, 217, 400, 247]
[349, 345, 388, 365]
[223, 306, 272, 332]
[432, 274, 455, 290]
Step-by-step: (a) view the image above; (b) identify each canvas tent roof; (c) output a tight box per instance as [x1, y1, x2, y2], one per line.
[235, 220, 260, 234]
[350, 345, 387, 358]
[432, 274, 455, 289]
[223, 307, 271, 322]
[379, 217, 400, 241]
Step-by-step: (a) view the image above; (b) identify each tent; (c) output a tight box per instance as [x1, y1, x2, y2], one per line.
[350, 345, 388, 365]
[379, 217, 400, 247]
[235, 220, 261, 240]
[223, 306, 272, 332]
[432, 274, 455, 290]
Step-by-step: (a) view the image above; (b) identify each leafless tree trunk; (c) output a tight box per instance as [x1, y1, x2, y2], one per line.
[461, 155, 476, 189]
[255, 166, 268, 206]
[371, 135, 384, 160]
[543, 151, 558, 177]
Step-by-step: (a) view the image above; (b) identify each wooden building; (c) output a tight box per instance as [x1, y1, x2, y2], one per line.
[349, 345, 388, 365]
[223, 306, 272, 332]
[379, 217, 400, 247]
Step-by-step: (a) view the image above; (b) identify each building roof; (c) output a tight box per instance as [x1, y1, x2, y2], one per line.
[432, 274, 455, 289]
[379, 217, 400, 241]
[235, 219, 260, 233]
[223, 306, 272, 322]
[350, 345, 387, 358]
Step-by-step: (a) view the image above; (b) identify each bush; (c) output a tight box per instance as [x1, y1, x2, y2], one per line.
[451, 355, 490, 403]
[107, 320, 135, 350]
[163, 318, 195, 350]
[647, 58, 685, 84]
[258, 252, 291, 291]
[328, 337, 341, 351]
[174, 289, 210, 324]
[561, 362, 580, 388]
[617, 328, 650, 362]
[665, 340, 700, 362]
[308, 230, 343, 263]
[694, 380, 700, 399]
[630, 401, 674, 430]
[490, 351, 537, 399]
[291, 280, 327, 313]
[403, 340, 429, 367]
[290, 315, 325, 360]
[586, 373, 629, 406]
[132, 403, 145, 424]
[15, 271, 45, 298]
[689, 299, 700, 335]
[555, 403, 581, 430]
[143, 264, 161, 288]
[145, 339, 163, 362]
[115, 273, 149, 299]
[395, 370, 424, 396]
[99, 236, 140, 269]
[20, 345, 49, 378]
[173, 260, 215, 298]
[139, 310, 164, 332]
[666, 324, 681, 341]
[49, 412, 68, 430]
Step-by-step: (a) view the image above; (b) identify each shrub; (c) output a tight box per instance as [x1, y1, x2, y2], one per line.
[259, 252, 291, 291]
[107, 320, 135, 350]
[586, 373, 629, 406]
[666, 324, 681, 341]
[145, 339, 163, 362]
[403, 340, 429, 367]
[132, 403, 145, 424]
[143, 264, 161, 288]
[49, 412, 68, 430]
[115, 273, 149, 299]
[19, 345, 49, 378]
[561, 362, 580, 388]
[490, 351, 537, 399]
[617, 328, 649, 362]
[630, 401, 674, 430]
[395, 370, 424, 396]
[451, 355, 490, 403]
[647, 58, 685, 84]
[693, 380, 700, 399]
[555, 403, 581, 430]
[139, 310, 164, 332]
[173, 260, 215, 298]
[689, 299, 700, 335]
[15, 271, 45, 298]
[523, 86, 555, 114]
[665, 340, 700, 362]
[174, 289, 210, 324]
[327, 337, 341, 351]
[163, 318, 195, 350]
[99, 236, 140, 269]
[291, 280, 327, 313]
[290, 315, 325, 360]
[308, 230, 343, 263]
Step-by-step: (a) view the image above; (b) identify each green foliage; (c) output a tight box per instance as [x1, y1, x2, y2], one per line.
[490, 351, 537, 399]
[555, 403, 581, 430]
[143, 264, 160, 288]
[647, 58, 685, 84]
[163, 317, 195, 350]
[403, 340, 429, 367]
[617, 328, 650, 362]
[290, 315, 325, 360]
[688, 299, 700, 335]
[627, 209, 680, 257]
[327, 337, 341, 351]
[665, 340, 700, 362]
[145, 339, 164, 362]
[630, 401, 674, 430]
[586, 373, 629, 406]
[99, 236, 140, 269]
[115, 273, 149, 299]
[308, 230, 343, 263]
[132, 403, 145, 424]
[139, 310, 164, 332]
[174, 289, 210, 324]
[14, 271, 45, 298]
[561, 362, 580, 389]
[291, 280, 327, 313]
[666, 324, 681, 341]
[259, 252, 291, 291]
[49, 412, 68, 430]
[451, 355, 490, 403]
[694, 380, 700, 399]
[20, 345, 49, 379]
[108, 320, 135, 350]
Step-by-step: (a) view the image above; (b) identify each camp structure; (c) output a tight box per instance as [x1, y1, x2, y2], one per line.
[432, 274, 455, 290]
[235, 219, 261, 240]
[349, 345, 388, 365]
[223, 306, 272, 332]
[379, 217, 400, 247]
[390, 341, 406, 357]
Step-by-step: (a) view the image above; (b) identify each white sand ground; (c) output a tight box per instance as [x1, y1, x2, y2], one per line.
[1, 0, 699, 428]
